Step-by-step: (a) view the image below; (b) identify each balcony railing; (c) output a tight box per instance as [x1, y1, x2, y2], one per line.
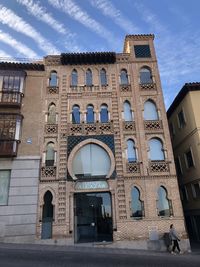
[126, 162, 140, 174]
[144, 120, 163, 131]
[149, 161, 169, 173]
[0, 91, 23, 107]
[41, 166, 57, 180]
[67, 121, 113, 135]
[45, 124, 58, 134]
[123, 121, 136, 132]
[0, 140, 18, 157]
[47, 86, 59, 94]
[139, 83, 156, 90]
[120, 84, 131, 92]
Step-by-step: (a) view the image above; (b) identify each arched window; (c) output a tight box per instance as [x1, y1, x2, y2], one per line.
[45, 142, 55, 166]
[42, 191, 53, 239]
[72, 105, 80, 124]
[123, 101, 133, 121]
[157, 186, 172, 217]
[49, 71, 57, 87]
[72, 143, 111, 178]
[149, 138, 165, 161]
[127, 139, 137, 162]
[140, 67, 152, 84]
[47, 103, 56, 124]
[144, 100, 158, 120]
[131, 187, 143, 218]
[86, 104, 94, 123]
[71, 69, 78, 86]
[100, 68, 107, 86]
[120, 69, 129, 85]
[86, 69, 92, 86]
[100, 104, 108, 123]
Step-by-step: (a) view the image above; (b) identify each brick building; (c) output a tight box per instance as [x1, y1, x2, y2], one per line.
[0, 34, 189, 250]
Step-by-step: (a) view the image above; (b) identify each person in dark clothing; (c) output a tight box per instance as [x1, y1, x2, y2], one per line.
[169, 224, 182, 254]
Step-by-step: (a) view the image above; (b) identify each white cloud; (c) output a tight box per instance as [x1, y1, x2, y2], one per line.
[17, 0, 72, 36]
[48, 0, 120, 48]
[0, 5, 60, 55]
[89, 0, 139, 33]
[0, 30, 39, 58]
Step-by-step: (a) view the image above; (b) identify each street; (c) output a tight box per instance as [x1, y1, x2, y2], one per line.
[0, 243, 200, 267]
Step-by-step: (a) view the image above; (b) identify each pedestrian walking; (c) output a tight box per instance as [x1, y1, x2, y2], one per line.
[169, 224, 182, 254]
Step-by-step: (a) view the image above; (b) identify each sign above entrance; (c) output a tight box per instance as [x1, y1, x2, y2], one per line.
[75, 181, 109, 190]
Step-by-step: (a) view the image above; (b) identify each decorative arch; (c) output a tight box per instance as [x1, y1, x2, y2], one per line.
[144, 99, 158, 120]
[67, 138, 115, 180]
[100, 68, 107, 86]
[72, 104, 80, 124]
[139, 66, 152, 84]
[126, 139, 137, 162]
[47, 103, 56, 124]
[71, 69, 78, 86]
[86, 104, 94, 123]
[120, 69, 129, 85]
[123, 100, 133, 121]
[157, 186, 173, 217]
[100, 103, 108, 123]
[86, 68, 92, 86]
[148, 137, 165, 161]
[131, 186, 144, 218]
[45, 142, 55, 166]
[49, 70, 58, 87]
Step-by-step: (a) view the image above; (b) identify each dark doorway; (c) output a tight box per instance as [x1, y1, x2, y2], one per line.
[74, 192, 113, 243]
[41, 191, 53, 239]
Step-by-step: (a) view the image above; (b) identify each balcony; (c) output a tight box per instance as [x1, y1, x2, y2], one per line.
[45, 124, 58, 135]
[0, 140, 18, 157]
[139, 83, 156, 91]
[0, 91, 23, 107]
[126, 162, 140, 174]
[144, 120, 163, 131]
[120, 84, 131, 92]
[40, 166, 57, 181]
[67, 121, 113, 135]
[47, 86, 59, 94]
[149, 161, 169, 173]
[123, 121, 136, 132]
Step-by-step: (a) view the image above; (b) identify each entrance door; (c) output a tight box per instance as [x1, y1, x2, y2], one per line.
[74, 192, 113, 243]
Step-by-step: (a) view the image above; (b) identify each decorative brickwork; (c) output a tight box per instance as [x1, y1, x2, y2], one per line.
[144, 120, 163, 131]
[123, 121, 136, 132]
[41, 166, 56, 180]
[126, 162, 140, 173]
[45, 124, 58, 134]
[47, 86, 59, 94]
[149, 161, 169, 173]
[140, 83, 156, 91]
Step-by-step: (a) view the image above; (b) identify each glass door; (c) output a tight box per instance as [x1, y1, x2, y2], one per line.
[74, 192, 113, 243]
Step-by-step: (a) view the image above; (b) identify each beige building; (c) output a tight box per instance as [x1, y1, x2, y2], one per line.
[0, 35, 189, 250]
[167, 83, 200, 242]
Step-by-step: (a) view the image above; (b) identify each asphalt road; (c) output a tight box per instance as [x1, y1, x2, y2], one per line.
[0, 244, 200, 267]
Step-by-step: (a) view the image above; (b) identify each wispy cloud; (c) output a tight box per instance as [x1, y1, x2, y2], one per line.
[0, 5, 60, 55]
[0, 30, 39, 58]
[89, 0, 139, 33]
[16, 0, 83, 52]
[48, 0, 120, 48]
[17, 0, 71, 36]
[133, 1, 200, 108]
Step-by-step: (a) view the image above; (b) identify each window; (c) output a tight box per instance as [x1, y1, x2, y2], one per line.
[144, 100, 158, 120]
[120, 69, 128, 85]
[131, 187, 144, 218]
[181, 186, 188, 201]
[72, 143, 111, 178]
[47, 103, 56, 124]
[177, 110, 186, 128]
[134, 45, 151, 58]
[185, 149, 194, 168]
[123, 101, 133, 121]
[86, 69, 92, 86]
[148, 138, 165, 161]
[45, 142, 55, 166]
[72, 105, 80, 124]
[140, 67, 152, 84]
[192, 182, 200, 198]
[175, 157, 182, 176]
[127, 139, 137, 162]
[157, 186, 172, 217]
[71, 69, 78, 86]
[49, 71, 57, 87]
[0, 170, 10, 205]
[86, 104, 94, 123]
[169, 122, 175, 139]
[100, 104, 108, 123]
[3, 76, 21, 91]
[100, 68, 107, 86]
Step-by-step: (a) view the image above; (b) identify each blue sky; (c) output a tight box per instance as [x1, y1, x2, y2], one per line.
[0, 0, 199, 108]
